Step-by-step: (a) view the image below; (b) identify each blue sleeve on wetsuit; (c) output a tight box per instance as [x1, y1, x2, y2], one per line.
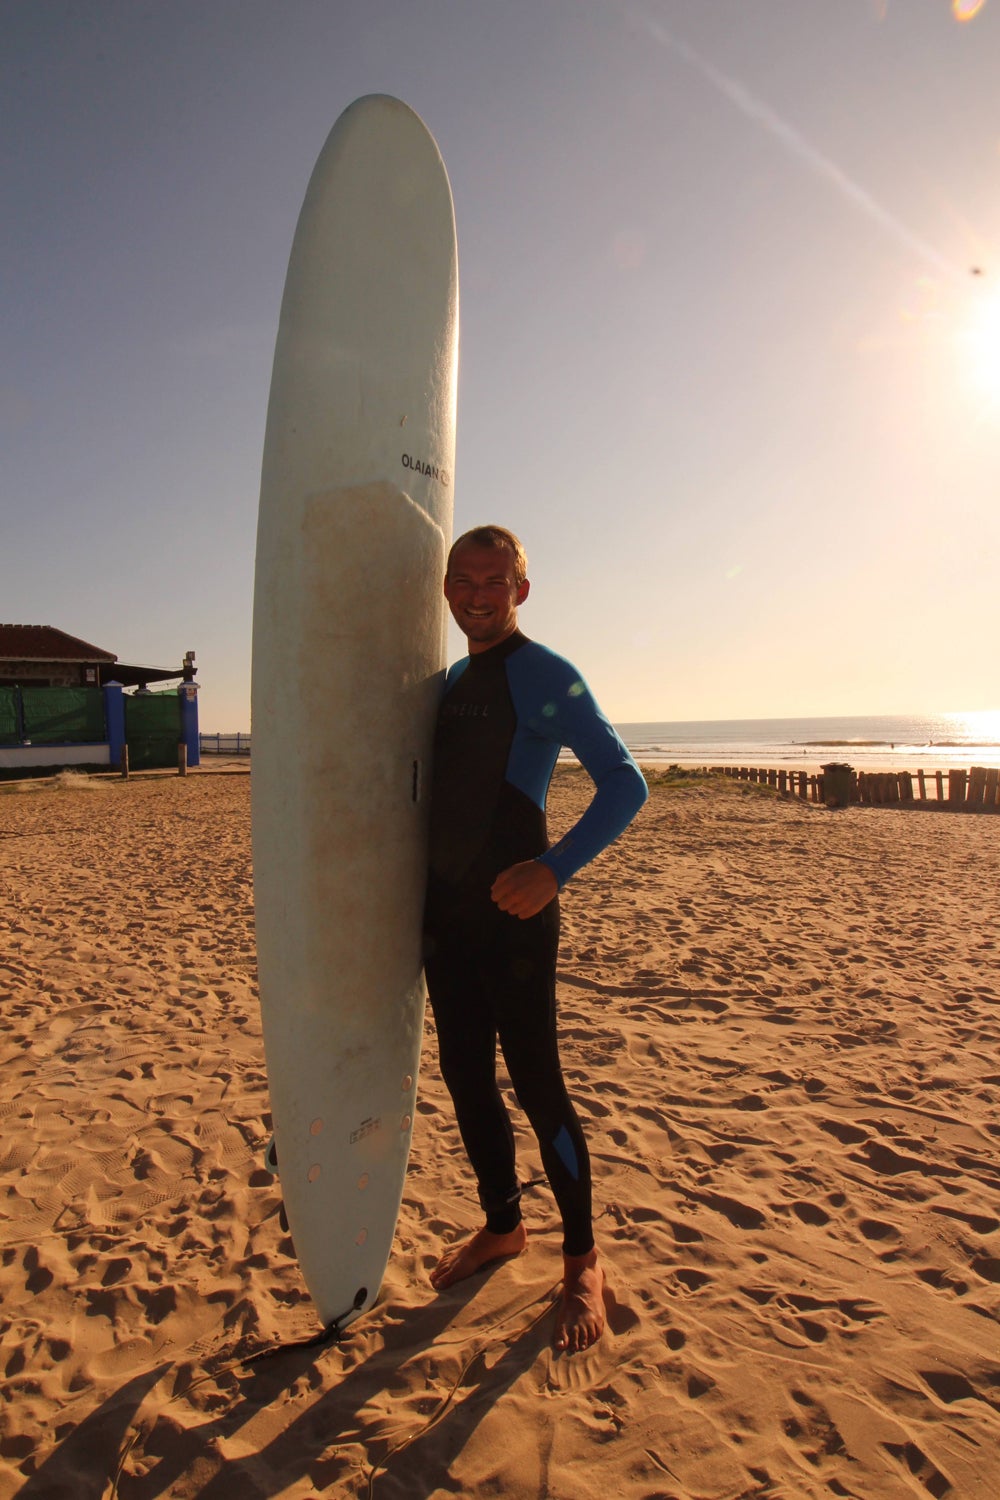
[504, 642, 647, 888]
[445, 657, 470, 689]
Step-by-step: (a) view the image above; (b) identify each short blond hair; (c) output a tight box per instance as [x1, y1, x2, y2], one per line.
[447, 525, 528, 585]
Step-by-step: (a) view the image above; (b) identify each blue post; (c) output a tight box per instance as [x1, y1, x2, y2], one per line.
[178, 683, 200, 767]
[104, 682, 125, 769]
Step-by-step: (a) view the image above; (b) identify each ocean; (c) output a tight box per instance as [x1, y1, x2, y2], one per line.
[610, 712, 1000, 772]
[202, 711, 1000, 772]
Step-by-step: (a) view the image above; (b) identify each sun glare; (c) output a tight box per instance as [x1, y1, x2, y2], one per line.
[957, 284, 1000, 411]
[943, 710, 1000, 742]
[952, 0, 987, 20]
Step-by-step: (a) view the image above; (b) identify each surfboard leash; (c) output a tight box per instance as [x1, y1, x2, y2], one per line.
[363, 1279, 562, 1499]
[107, 1310, 354, 1498]
[109, 1278, 563, 1497]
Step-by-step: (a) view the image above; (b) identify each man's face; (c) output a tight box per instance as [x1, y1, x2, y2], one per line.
[444, 542, 530, 653]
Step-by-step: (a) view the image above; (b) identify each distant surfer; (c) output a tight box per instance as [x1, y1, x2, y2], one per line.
[423, 525, 647, 1352]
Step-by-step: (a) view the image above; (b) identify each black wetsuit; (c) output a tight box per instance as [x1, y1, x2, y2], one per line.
[424, 630, 647, 1255]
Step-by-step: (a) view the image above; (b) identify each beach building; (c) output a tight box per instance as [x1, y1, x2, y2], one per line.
[0, 624, 117, 689]
[0, 624, 199, 775]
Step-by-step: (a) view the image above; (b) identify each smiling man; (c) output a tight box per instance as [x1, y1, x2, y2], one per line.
[423, 524, 647, 1353]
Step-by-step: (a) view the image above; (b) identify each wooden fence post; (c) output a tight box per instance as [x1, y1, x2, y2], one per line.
[985, 768, 999, 812]
[120, 746, 129, 780]
[703, 762, 997, 812]
[967, 767, 987, 810]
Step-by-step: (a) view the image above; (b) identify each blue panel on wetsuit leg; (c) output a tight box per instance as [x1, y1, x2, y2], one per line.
[552, 1124, 580, 1181]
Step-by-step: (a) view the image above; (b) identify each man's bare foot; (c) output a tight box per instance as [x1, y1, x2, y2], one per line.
[430, 1223, 528, 1290]
[554, 1248, 605, 1353]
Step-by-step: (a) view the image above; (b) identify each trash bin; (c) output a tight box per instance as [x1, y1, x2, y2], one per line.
[821, 762, 853, 809]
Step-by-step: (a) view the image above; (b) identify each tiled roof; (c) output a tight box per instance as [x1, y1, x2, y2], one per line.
[0, 625, 117, 663]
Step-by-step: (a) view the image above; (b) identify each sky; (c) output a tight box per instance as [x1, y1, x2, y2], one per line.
[4, 0, 999, 730]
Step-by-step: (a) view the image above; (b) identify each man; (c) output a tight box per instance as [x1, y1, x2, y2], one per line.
[423, 524, 647, 1353]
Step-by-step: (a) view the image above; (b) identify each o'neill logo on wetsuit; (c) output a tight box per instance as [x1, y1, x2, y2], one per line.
[441, 702, 489, 719]
[402, 453, 451, 486]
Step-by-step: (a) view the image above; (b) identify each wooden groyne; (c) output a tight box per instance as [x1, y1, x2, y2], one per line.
[711, 765, 1000, 812]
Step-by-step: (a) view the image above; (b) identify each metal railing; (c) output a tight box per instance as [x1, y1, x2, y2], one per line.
[199, 732, 251, 756]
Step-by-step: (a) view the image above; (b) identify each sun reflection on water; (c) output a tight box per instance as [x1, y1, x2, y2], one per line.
[941, 709, 1000, 742]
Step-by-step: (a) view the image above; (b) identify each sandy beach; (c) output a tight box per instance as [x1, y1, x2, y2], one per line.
[2, 765, 999, 1499]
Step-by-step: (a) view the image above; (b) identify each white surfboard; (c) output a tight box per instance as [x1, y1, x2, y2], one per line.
[251, 95, 457, 1331]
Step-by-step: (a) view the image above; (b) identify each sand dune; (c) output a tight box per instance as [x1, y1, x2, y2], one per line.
[2, 766, 999, 1498]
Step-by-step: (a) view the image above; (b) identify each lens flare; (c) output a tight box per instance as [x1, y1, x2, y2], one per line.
[952, 0, 986, 20]
[612, 228, 647, 271]
[900, 275, 941, 325]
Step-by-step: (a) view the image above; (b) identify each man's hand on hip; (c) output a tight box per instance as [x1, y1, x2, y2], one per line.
[490, 860, 559, 920]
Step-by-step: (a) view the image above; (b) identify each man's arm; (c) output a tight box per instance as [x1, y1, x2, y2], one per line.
[502, 644, 648, 906]
[538, 756, 647, 888]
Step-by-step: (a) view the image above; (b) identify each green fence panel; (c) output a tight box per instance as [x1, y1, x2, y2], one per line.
[0, 687, 19, 745]
[125, 692, 179, 769]
[21, 686, 106, 745]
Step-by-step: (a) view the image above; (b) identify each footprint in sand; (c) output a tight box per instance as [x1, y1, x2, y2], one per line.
[857, 1217, 902, 1242]
[789, 1199, 831, 1226]
[883, 1440, 951, 1497]
[673, 1267, 711, 1293]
